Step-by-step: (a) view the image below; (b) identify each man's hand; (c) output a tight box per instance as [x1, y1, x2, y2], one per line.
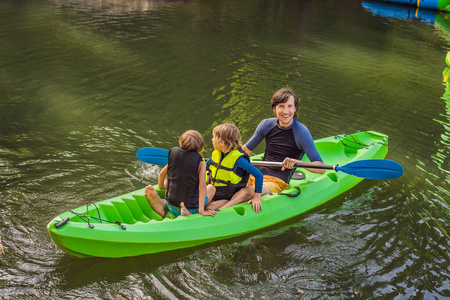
[282, 157, 299, 171]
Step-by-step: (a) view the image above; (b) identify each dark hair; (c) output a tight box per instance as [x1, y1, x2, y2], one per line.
[270, 88, 299, 118]
[179, 130, 204, 152]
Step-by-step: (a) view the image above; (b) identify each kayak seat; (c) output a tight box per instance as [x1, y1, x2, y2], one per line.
[155, 188, 166, 198]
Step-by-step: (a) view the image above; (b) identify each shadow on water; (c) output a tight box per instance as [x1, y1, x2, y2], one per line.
[54, 251, 183, 289]
[52, 218, 312, 290]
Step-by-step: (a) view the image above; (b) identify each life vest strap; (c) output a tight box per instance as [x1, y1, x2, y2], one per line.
[211, 177, 236, 186]
[209, 160, 234, 172]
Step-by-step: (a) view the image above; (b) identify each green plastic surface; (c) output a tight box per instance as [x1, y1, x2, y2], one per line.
[47, 131, 390, 258]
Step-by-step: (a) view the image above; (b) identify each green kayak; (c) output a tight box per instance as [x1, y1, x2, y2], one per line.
[47, 131, 390, 258]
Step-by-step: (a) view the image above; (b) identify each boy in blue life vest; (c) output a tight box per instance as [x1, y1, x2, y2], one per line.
[204, 123, 264, 213]
[144, 130, 217, 217]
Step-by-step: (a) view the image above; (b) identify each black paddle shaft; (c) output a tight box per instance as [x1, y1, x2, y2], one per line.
[250, 161, 336, 170]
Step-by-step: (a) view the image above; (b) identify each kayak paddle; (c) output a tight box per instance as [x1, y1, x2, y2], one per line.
[136, 147, 169, 166]
[136, 147, 403, 179]
[250, 159, 403, 179]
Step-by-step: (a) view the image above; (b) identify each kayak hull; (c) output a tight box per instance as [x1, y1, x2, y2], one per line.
[47, 131, 389, 258]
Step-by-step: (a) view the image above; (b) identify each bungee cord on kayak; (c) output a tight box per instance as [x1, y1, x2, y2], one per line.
[56, 203, 127, 230]
[275, 186, 301, 197]
[334, 132, 389, 149]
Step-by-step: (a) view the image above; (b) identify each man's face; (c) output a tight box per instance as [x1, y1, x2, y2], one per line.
[273, 95, 297, 128]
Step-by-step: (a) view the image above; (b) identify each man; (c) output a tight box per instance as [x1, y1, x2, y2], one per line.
[218, 88, 325, 212]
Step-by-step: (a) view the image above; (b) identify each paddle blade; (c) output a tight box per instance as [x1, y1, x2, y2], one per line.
[336, 159, 403, 179]
[136, 148, 169, 166]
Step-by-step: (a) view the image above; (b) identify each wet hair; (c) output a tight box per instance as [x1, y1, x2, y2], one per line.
[270, 88, 299, 118]
[213, 123, 242, 151]
[179, 130, 205, 152]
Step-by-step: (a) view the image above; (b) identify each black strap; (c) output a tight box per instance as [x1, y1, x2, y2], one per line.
[278, 186, 301, 198]
[211, 177, 231, 185]
[209, 160, 234, 171]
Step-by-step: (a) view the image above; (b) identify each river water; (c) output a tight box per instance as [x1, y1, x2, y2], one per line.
[0, 0, 449, 298]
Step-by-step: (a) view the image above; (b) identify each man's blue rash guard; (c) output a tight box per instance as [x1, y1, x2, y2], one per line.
[245, 118, 323, 183]
[206, 155, 263, 193]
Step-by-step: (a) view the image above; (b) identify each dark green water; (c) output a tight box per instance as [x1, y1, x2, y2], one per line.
[0, 0, 449, 298]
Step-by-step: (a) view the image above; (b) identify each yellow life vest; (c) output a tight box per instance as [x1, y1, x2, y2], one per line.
[209, 149, 249, 187]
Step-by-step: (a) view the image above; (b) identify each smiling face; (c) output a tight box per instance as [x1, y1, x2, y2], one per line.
[273, 95, 297, 128]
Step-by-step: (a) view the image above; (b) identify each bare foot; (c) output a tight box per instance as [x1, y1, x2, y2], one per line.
[144, 185, 167, 218]
[145, 185, 159, 202]
[180, 202, 191, 216]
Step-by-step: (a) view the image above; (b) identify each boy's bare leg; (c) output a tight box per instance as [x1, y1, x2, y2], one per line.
[204, 184, 220, 209]
[218, 186, 254, 209]
[205, 199, 228, 210]
[180, 202, 192, 216]
[145, 185, 167, 218]
[217, 185, 271, 209]
[206, 184, 216, 200]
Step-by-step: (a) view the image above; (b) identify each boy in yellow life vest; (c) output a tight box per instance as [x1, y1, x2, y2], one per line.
[204, 123, 264, 213]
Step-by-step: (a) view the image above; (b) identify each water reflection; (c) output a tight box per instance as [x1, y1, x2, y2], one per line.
[210, 50, 297, 137]
[363, 3, 450, 292]
[363, 1, 437, 25]
[440, 61, 450, 182]
[51, 0, 184, 13]
[363, 0, 450, 44]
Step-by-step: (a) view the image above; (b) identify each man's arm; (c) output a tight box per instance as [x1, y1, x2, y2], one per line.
[241, 145, 252, 155]
[243, 118, 277, 155]
[292, 121, 324, 174]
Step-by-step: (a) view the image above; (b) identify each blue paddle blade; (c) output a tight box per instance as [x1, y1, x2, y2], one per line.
[136, 148, 169, 166]
[336, 159, 403, 179]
